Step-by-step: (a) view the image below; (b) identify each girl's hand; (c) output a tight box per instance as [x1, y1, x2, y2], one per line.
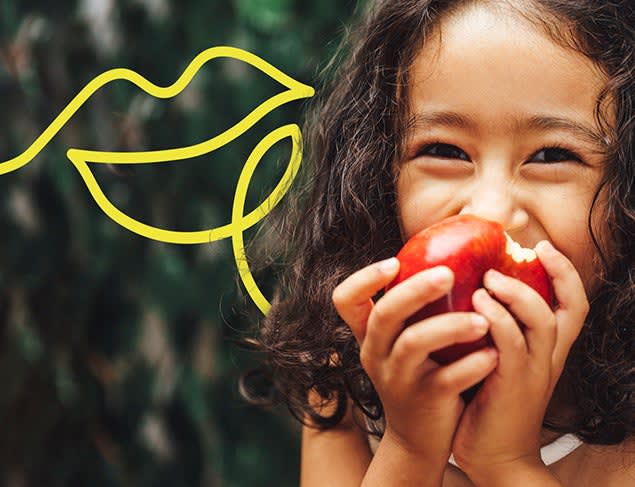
[451, 241, 589, 484]
[332, 258, 499, 474]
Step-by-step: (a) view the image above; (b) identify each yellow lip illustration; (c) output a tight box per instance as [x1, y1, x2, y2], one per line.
[0, 45, 315, 316]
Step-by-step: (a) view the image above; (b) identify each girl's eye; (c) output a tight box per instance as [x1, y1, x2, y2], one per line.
[418, 143, 469, 161]
[417, 143, 582, 163]
[530, 147, 581, 163]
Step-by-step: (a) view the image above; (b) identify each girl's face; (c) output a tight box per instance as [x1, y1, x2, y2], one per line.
[397, 4, 612, 296]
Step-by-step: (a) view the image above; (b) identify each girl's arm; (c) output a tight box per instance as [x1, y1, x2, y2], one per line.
[301, 407, 448, 487]
[361, 430, 447, 486]
[300, 391, 372, 486]
[301, 391, 472, 487]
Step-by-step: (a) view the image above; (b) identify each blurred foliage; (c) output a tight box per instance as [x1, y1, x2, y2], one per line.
[0, 0, 365, 485]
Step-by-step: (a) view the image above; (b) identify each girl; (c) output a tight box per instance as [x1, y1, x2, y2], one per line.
[241, 0, 634, 485]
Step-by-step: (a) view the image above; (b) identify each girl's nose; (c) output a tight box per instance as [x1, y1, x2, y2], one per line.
[458, 181, 529, 233]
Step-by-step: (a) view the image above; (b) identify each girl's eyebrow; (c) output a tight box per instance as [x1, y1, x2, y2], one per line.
[409, 110, 609, 149]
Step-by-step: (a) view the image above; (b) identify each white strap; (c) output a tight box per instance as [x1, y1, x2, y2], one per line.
[540, 433, 583, 465]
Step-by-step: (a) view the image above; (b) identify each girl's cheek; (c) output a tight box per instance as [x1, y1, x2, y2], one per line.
[397, 178, 465, 240]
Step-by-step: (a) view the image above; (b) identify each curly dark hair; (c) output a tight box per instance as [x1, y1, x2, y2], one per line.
[239, 0, 635, 445]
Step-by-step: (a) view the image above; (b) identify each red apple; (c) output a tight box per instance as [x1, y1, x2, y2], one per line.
[386, 215, 554, 365]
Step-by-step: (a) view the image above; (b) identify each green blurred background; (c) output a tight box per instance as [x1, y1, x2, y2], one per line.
[0, 0, 365, 485]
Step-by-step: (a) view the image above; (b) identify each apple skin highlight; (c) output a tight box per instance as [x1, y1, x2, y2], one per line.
[386, 215, 554, 365]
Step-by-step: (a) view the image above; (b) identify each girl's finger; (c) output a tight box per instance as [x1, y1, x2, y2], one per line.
[389, 312, 490, 379]
[331, 258, 401, 344]
[481, 270, 556, 365]
[471, 287, 529, 375]
[363, 266, 454, 362]
[424, 347, 499, 399]
[534, 241, 590, 372]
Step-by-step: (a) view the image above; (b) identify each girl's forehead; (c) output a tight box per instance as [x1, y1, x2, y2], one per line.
[407, 4, 610, 138]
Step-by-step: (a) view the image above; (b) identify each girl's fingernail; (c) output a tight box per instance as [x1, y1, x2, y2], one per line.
[473, 288, 490, 303]
[486, 269, 504, 282]
[537, 240, 556, 255]
[427, 266, 453, 285]
[472, 314, 489, 330]
[379, 257, 399, 273]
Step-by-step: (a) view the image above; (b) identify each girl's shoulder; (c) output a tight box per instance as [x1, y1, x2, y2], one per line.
[549, 437, 635, 487]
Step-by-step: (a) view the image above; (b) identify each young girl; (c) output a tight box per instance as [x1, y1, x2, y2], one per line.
[241, 0, 634, 485]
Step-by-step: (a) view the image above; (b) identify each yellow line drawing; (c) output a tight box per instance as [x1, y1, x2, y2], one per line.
[0, 46, 315, 316]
